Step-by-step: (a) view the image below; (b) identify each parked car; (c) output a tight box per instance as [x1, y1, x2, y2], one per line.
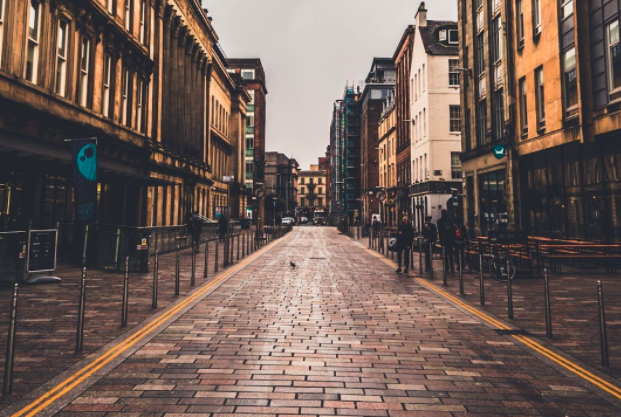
[299, 217, 309, 224]
[282, 217, 295, 226]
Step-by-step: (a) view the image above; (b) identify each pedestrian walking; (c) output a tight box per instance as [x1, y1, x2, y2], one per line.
[396, 216, 414, 273]
[422, 216, 437, 272]
[437, 209, 455, 273]
[187, 211, 203, 253]
[218, 214, 228, 242]
[451, 219, 469, 271]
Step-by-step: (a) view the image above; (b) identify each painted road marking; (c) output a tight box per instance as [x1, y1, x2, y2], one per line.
[12, 234, 291, 417]
[345, 232, 621, 403]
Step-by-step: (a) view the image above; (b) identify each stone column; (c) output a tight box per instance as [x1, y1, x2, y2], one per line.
[170, 16, 181, 151]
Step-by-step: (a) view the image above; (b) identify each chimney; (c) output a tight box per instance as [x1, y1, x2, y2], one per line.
[415, 2, 427, 27]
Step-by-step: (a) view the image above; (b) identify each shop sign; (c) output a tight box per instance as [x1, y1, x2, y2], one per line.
[493, 144, 507, 160]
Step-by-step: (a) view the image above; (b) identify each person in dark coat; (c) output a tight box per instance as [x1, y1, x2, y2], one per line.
[451, 218, 469, 271]
[396, 216, 414, 273]
[422, 216, 438, 272]
[437, 209, 455, 273]
[187, 211, 203, 253]
[218, 214, 228, 242]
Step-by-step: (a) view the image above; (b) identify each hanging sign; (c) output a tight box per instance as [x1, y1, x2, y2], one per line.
[493, 144, 507, 160]
[72, 138, 98, 223]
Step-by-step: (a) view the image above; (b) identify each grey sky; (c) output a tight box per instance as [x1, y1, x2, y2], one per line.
[203, 0, 458, 170]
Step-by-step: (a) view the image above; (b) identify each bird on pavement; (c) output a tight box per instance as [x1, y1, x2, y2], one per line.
[290, 261, 296, 268]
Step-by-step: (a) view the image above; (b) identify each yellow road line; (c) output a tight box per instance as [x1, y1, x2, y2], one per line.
[12, 236, 284, 417]
[348, 234, 621, 402]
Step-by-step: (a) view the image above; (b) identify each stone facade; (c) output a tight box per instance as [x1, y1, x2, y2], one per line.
[297, 166, 328, 214]
[264, 151, 298, 222]
[0, 0, 250, 232]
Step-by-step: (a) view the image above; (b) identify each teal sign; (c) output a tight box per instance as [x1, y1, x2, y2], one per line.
[493, 144, 507, 160]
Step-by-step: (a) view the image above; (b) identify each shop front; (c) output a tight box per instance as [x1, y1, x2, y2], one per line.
[521, 139, 621, 242]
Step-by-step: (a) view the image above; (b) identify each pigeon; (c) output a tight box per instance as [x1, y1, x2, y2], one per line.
[290, 261, 296, 268]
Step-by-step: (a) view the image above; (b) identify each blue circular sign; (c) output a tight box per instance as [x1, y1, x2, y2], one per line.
[493, 144, 506, 160]
[77, 144, 97, 181]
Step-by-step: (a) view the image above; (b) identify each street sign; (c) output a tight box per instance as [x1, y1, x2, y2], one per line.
[376, 190, 387, 202]
[493, 144, 507, 160]
[223, 175, 235, 183]
[254, 187, 265, 198]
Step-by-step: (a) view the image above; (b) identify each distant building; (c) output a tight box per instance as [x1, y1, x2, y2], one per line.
[409, 4, 462, 230]
[297, 166, 328, 218]
[264, 152, 299, 221]
[227, 59, 268, 225]
[379, 90, 398, 227]
[360, 58, 396, 224]
[329, 102, 344, 225]
[342, 86, 362, 224]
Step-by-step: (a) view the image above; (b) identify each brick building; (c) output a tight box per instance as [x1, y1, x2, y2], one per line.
[379, 90, 398, 228]
[360, 58, 395, 225]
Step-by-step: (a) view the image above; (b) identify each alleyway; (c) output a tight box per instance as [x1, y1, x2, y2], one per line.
[4, 227, 621, 416]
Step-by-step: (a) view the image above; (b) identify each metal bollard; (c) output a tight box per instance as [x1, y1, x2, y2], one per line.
[191, 250, 196, 287]
[215, 242, 219, 273]
[598, 281, 609, 367]
[419, 239, 423, 274]
[479, 254, 485, 306]
[543, 268, 552, 339]
[442, 246, 447, 287]
[242, 233, 246, 258]
[76, 268, 87, 353]
[3, 283, 19, 396]
[458, 250, 464, 294]
[429, 247, 434, 280]
[410, 245, 414, 270]
[152, 251, 159, 308]
[121, 257, 129, 327]
[175, 245, 180, 296]
[506, 257, 514, 319]
[369, 230, 372, 248]
[237, 234, 240, 261]
[230, 235, 234, 265]
[204, 241, 209, 279]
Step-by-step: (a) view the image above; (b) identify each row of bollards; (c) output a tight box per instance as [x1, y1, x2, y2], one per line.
[1, 228, 282, 396]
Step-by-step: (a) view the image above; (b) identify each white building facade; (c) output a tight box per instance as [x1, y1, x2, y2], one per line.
[409, 3, 462, 230]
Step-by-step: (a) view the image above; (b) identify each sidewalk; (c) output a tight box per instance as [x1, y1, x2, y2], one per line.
[0, 231, 264, 409]
[360, 234, 621, 381]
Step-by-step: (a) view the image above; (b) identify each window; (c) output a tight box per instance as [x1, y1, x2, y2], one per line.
[26, 1, 41, 83]
[477, 100, 487, 146]
[517, 0, 524, 47]
[422, 64, 426, 92]
[122, 68, 130, 126]
[535, 67, 546, 129]
[533, 0, 542, 35]
[246, 161, 253, 176]
[319, 178, 323, 184]
[477, 6, 484, 33]
[476, 33, 485, 77]
[563, 48, 578, 118]
[247, 114, 255, 127]
[561, 0, 573, 19]
[107, 0, 114, 14]
[102, 54, 113, 117]
[79, 37, 91, 107]
[0, 0, 6, 68]
[451, 152, 461, 179]
[449, 59, 460, 86]
[136, 78, 145, 132]
[519, 77, 528, 135]
[493, 89, 504, 140]
[248, 90, 255, 105]
[246, 136, 254, 149]
[55, 20, 69, 97]
[125, 0, 132, 31]
[491, 17, 502, 63]
[439, 30, 447, 41]
[139, 0, 146, 44]
[493, 0, 500, 13]
[318, 187, 323, 195]
[300, 178, 305, 185]
[300, 198, 305, 207]
[448, 30, 458, 44]
[450, 106, 461, 133]
[607, 21, 621, 101]
[241, 69, 254, 80]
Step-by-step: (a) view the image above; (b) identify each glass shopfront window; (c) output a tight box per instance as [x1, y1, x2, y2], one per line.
[479, 170, 507, 233]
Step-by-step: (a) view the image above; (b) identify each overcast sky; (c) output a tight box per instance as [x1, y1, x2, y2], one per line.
[203, 0, 458, 170]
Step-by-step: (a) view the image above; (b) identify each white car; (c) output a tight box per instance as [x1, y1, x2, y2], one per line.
[282, 217, 295, 226]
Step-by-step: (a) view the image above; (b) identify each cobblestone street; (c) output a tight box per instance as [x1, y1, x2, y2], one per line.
[5, 227, 621, 416]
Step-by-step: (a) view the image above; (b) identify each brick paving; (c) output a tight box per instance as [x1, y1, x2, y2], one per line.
[371, 238, 621, 380]
[43, 227, 621, 416]
[0, 231, 261, 409]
